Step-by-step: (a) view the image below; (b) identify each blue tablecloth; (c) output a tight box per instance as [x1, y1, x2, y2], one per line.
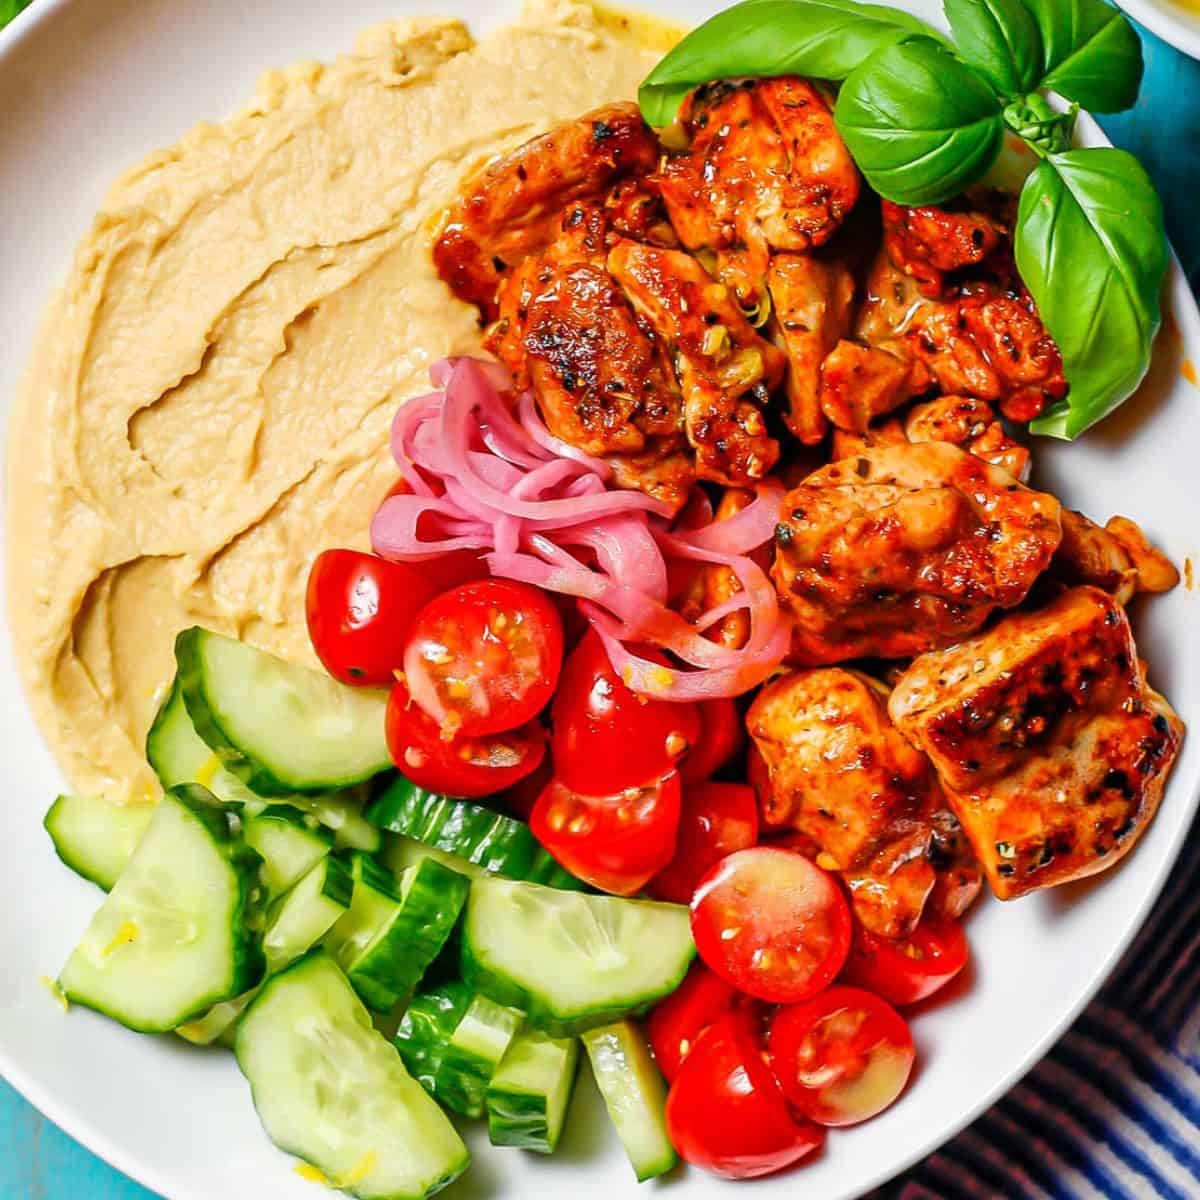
[2, 13, 1199, 1200]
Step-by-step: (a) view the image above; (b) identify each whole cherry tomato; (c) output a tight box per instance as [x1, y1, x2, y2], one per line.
[530, 772, 681, 896]
[550, 631, 701, 795]
[666, 1009, 824, 1180]
[691, 847, 851, 1004]
[649, 781, 758, 905]
[646, 961, 738, 1083]
[840, 914, 969, 1008]
[385, 677, 545, 798]
[403, 579, 563, 738]
[767, 986, 915, 1127]
[679, 698, 745, 785]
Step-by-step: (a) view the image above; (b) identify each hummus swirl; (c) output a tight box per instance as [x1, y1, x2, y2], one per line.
[7, 1, 667, 802]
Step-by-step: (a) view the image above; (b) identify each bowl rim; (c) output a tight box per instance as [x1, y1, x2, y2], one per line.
[1118, 0, 1200, 60]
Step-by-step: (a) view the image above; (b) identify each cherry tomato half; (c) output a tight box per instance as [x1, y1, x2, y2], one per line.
[550, 631, 701, 795]
[666, 1009, 825, 1180]
[691, 847, 852, 1004]
[530, 772, 681, 896]
[306, 550, 444, 687]
[840, 914, 969, 1007]
[403, 579, 563, 738]
[767, 986, 915, 1127]
[679, 698, 745, 785]
[649, 781, 758, 905]
[646, 961, 738, 1083]
[385, 678, 546, 798]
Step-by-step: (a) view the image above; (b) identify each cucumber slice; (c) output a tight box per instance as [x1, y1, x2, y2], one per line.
[175, 627, 391, 795]
[383, 834, 485, 881]
[177, 855, 353, 1046]
[583, 1021, 677, 1181]
[367, 778, 586, 891]
[148, 678, 382, 851]
[242, 806, 332, 898]
[328, 854, 469, 1012]
[461, 878, 695, 1036]
[44, 794, 154, 891]
[487, 1029, 579, 1153]
[395, 983, 472, 1104]
[236, 953, 469, 1200]
[59, 785, 266, 1033]
[441, 995, 524, 1118]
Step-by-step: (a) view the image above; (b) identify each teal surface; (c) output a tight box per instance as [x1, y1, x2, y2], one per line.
[2, 12, 1200, 1200]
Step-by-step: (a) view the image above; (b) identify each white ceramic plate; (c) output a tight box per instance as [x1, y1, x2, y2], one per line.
[1, 1, 1198, 1197]
[1118, 0, 1200, 62]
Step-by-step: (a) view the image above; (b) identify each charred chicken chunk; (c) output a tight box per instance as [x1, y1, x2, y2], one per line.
[881, 199, 1006, 298]
[766, 254, 854, 444]
[1050, 510, 1180, 604]
[434, 103, 658, 320]
[773, 442, 1063, 665]
[903, 395, 1030, 481]
[655, 78, 859, 306]
[607, 239, 785, 485]
[819, 340, 915, 433]
[890, 587, 1183, 900]
[748, 667, 943, 938]
[830, 418, 908, 461]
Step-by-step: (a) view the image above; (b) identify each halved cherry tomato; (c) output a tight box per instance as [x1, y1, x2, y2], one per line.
[649, 782, 758, 905]
[530, 772, 681, 896]
[493, 757, 552, 821]
[403, 579, 563, 738]
[679, 698, 745, 785]
[840, 914, 969, 1007]
[306, 550, 444, 687]
[767, 986, 915, 1127]
[666, 1009, 825, 1180]
[550, 631, 700, 795]
[691, 847, 851, 1004]
[385, 677, 546, 798]
[646, 961, 738, 1083]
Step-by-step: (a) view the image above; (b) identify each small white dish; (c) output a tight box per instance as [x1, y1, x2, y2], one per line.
[1118, 0, 1200, 62]
[1, 1, 1198, 1198]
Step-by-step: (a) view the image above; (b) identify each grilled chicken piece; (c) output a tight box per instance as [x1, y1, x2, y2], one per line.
[608, 239, 785, 485]
[655, 78, 859, 306]
[890, 587, 1184, 900]
[434, 103, 658, 320]
[904, 395, 1030, 481]
[830, 418, 908, 460]
[819, 341, 915, 433]
[772, 442, 1063, 665]
[766, 254, 855, 444]
[747, 667, 941, 938]
[927, 808, 984, 920]
[1050, 511, 1180, 604]
[486, 200, 693, 509]
[881, 199, 1006, 298]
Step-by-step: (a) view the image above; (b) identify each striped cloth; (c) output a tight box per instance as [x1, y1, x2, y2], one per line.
[885, 807, 1200, 1199]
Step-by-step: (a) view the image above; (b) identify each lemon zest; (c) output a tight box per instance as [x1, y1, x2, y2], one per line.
[102, 920, 139, 957]
[294, 1164, 331, 1186]
[340, 1152, 378, 1187]
[195, 753, 221, 790]
[39, 976, 69, 1012]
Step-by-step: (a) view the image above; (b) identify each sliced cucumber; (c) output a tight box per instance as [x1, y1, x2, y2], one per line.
[59, 785, 265, 1033]
[148, 677, 382, 852]
[383, 834, 485, 881]
[177, 855, 354, 1046]
[44, 794, 154, 891]
[367, 778, 585, 891]
[583, 1021, 677, 1182]
[242, 806, 332, 898]
[461, 878, 695, 1036]
[328, 854, 469, 1012]
[441, 995, 525, 1118]
[236, 953, 469, 1200]
[487, 1029, 579, 1153]
[395, 983, 473, 1104]
[175, 627, 391, 795]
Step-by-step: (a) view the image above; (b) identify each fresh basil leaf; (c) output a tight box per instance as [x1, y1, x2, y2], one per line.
[638, 0, 938, 128]
[943, 0, 1043, 97]
[1022, 0, 1143, 112]
[1016, 149, 1168, 439]
[834, 38, 1004, 206]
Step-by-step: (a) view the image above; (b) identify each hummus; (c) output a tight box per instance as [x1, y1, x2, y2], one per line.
[7, 1, 672, 803]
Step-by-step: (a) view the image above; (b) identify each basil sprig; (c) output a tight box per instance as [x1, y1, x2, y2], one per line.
[638, 0, 1167, 440]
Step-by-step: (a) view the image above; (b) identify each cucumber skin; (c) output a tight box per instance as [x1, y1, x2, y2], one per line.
[366, 778, 587, 892]
[43, 795, 154, 892]
[61, 785, 267, 1033]
[486, 1035, 579, 1154]
[174, 627, 388, 797]
[395, 984, 480, 1115]
[349, 858, 470, 1014]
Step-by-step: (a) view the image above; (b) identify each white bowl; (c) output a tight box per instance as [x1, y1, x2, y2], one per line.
[1119, 0, 1200, 62]
[1, 1, 1198, 1198]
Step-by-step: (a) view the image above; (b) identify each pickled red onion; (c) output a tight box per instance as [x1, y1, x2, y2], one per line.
[370, 357, 790, 700]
